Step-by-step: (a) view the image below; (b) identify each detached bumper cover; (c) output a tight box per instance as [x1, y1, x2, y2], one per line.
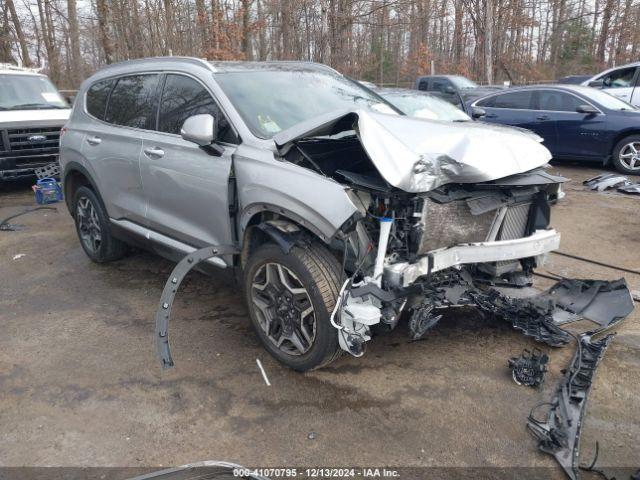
[386, 229, 561, 287]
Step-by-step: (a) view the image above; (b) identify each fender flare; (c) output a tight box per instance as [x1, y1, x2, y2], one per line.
[155, 245, 240, 370]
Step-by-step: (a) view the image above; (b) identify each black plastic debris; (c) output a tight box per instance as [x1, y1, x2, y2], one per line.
[408, 302, 443, 340]
[508, 348, 549, 387]
[547, 278, 635, 328]
[527, 333, 615, 480]
[469, 289, 571, 347]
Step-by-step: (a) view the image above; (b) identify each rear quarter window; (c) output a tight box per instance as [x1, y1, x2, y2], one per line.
[85, 79, 115, 120]
[105, 74, 161, 129]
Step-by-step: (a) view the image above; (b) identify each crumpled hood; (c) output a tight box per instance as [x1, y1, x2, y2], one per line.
[274, 109, 552, 193]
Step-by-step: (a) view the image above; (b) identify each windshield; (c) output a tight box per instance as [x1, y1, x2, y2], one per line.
[450, 76, 479, 89]
[0, 74, 68, 110]
[581, 87, 638, 111]
[381, 91, 470, 121]
[215, 70, 395, 138]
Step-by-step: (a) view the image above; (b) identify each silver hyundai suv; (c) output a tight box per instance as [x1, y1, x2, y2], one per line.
[60, 57, 583, 371]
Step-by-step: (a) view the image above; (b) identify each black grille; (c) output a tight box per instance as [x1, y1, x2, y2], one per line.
[0, 127, 61, 167]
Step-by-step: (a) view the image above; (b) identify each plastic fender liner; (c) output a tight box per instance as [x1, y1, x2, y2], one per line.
[255, 222, 297, 254]
[155, 245, 239, 370]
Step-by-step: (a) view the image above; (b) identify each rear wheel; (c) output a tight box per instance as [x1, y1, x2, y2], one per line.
[243, 242, 342, 371]
[612, 135, 640, 174]
[73, 186, 127, 263]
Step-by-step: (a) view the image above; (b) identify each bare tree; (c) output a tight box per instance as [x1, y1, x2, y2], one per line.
[6, 0, 32, 67]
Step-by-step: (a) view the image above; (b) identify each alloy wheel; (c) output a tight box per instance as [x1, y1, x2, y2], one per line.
[619, 142, 640, 171]
[76, 196, 102, 254]
[250, 262, 316, 356]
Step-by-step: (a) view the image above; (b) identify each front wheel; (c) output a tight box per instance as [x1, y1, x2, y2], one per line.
[612, 135, 640, 175]
[243, 242, 343, 371]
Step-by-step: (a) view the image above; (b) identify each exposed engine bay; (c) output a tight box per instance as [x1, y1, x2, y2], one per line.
[285, 130, 571, 356]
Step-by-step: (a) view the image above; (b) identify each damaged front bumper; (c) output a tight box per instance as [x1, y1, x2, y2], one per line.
[385, 229, 561, 287]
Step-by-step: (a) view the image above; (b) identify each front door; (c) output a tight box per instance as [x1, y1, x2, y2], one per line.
[139, 73, 239, 251]
[598, 66, 639, 104]
[533, 89, 606, 159]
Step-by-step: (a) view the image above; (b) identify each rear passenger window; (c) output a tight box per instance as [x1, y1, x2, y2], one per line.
[158, 74, 237, 143]
[86, 79, 114, 120]
[105, 74, 160, 129]
[479, 91, 533, 109]
[536, 91, 584, 112]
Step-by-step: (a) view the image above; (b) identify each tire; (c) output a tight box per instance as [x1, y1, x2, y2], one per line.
[243, 242, 343, 371]
[72, 186, 127, 263]
[612, 135, 640, 175]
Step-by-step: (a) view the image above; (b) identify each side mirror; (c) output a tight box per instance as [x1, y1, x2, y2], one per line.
[588, 80, 604, 88]
[472, 106, 486, 119]
[181, 114, 217, 146]
[576, 104, 599, 114]
[444, 85, 456, 95]
[180, 114, 224, 156]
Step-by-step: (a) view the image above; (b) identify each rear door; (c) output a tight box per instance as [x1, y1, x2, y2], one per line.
[632, 73, 640, 108]
[138, 73, 239, 251]
[82, 74, 161, 223]
[597, 66, 639, 104]
[474, 90, 537, 132]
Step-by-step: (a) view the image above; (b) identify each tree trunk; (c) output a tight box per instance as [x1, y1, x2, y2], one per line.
[484, 0, 494, 84]
[0, 6, 16, 64]
[6, 0, 32, 67]
[452, 0, 463, 63]
[67, 0, 82, 86]
[241, 0, 252, 59]
[596, 0, 615, 64]
[195, 0, 210, 54]
[96, 0, 114, 63]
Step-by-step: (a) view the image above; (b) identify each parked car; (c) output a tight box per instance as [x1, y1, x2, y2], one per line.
[62, 58, 570, 371]
[0, 64, 70, 180]
[469, 85, 640, 174]
[374, 88, 471, 121]
[582, 62, 640, 107]
[557, 75, 593, 85]
[414, 74, 505, 111]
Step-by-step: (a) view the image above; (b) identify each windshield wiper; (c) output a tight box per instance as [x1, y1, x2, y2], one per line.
[9, 103, 65, 110]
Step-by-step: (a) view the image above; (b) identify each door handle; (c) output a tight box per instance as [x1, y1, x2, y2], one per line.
[144, 147, 165, 158]
[86, 136, 102, 146]
[485, 113, 497, 119]
[536, 114, 550, 120]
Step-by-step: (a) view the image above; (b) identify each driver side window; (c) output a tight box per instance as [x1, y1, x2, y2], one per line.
[431, 79, 452, 93]
[158, 74, 238, 144]
[601, 67, 637, 89]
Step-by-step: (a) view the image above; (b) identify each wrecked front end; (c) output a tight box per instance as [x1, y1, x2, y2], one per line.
[329, 169, 574, 356]
[273, 109, 633, 357]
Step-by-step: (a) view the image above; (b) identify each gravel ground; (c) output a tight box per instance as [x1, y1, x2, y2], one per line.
[0, 163, 638, 478]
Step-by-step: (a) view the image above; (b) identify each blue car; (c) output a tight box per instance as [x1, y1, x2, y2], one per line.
[469, 85, 640, 174]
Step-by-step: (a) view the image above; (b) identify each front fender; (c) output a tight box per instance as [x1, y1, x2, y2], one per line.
[234, 146, 359, 243]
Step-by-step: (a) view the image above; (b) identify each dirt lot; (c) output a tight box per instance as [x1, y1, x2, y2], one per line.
[1, 164, 639, 477]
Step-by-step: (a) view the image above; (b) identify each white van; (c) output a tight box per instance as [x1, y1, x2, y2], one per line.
[582, 61, 640, 107]
[0, 64, 71, 180]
